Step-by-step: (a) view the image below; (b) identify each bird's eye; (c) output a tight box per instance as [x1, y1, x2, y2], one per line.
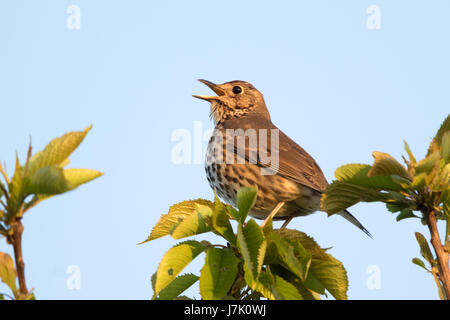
[232, 86, 242, 94]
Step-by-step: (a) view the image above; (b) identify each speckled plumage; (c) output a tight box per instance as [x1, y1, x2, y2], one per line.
[205, 127, 321, 220]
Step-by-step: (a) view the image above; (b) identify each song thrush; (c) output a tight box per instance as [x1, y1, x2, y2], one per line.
[193, 79, 371, 237]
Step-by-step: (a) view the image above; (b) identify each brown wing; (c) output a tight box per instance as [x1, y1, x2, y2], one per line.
[220, 115, 329, 192]
[275, 128, 328, 191]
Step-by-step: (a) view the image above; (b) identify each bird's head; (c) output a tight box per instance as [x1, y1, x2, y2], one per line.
[193, 79, 269, 125]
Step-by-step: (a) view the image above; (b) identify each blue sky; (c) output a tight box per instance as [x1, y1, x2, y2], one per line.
[0, 1, 449, 299]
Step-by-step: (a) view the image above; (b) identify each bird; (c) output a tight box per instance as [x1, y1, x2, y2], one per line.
[193, 79, 371, 237]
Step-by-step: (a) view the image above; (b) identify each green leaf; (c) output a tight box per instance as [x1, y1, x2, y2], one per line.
[243, 265, 276, 300]
[151, 272, 156, 293]
[236, 187, 258, 223]
[275, 229, 329, 260]
[415, 232, 434, 264]
[155, 273, 199, 300]
[59, 158, 70, 168]
[275, 229, 348, 300]
[307, 259, 348, 300]
[390, 175, 411, 187]
[321, 181, 390, 214]
[303, 272, 326, 295]
[199, 248, 239, 300]
[269, 264, 319, 300]
[270, 232, 308, 281]
[170, 204, 213, 240]
[272, 275, 304, 300]
[28, 126, 92, 175]
[404, 141, 417, 164]
[396, 209, 418, 221]
[63, 168, 103, 189]
[155, 240, 206, 295]
[226, 206, 240, 221]
[7, 155, 25, 215]
[0, 252, 17, 295]
[441, 131, 450, 163]
[335, 163, 402, 191]
[7, 129, 100, 211]
[210, 192, 236, 245]
[427, 114, 450, 156]
[140, 199, 213, 243]
[385, 201, 408, 213]
[237, 219, 266, 282]
[412, 258, 429, 272]
[428, 164, 450, 192]
[25, 166, 70, 195]
[368, 151, 411, 181]
[262, 216, 274, 237]
[24, 166, 102, 196]
[415, 151, 440, 175]
[289, 240, 312, 277]
[409, 172, 427, 190]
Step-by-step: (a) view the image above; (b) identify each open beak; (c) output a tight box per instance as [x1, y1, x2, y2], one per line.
[193, 79, 225, 101]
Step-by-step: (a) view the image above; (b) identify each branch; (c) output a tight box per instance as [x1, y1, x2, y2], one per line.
[426, 209, 450, 299]
[10, 220, 29, 298]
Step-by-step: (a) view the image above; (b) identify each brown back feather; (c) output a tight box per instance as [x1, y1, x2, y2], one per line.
[218, 115, 329, 192]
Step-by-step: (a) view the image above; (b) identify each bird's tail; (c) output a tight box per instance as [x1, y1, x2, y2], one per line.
[337, 210, 372, 238]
